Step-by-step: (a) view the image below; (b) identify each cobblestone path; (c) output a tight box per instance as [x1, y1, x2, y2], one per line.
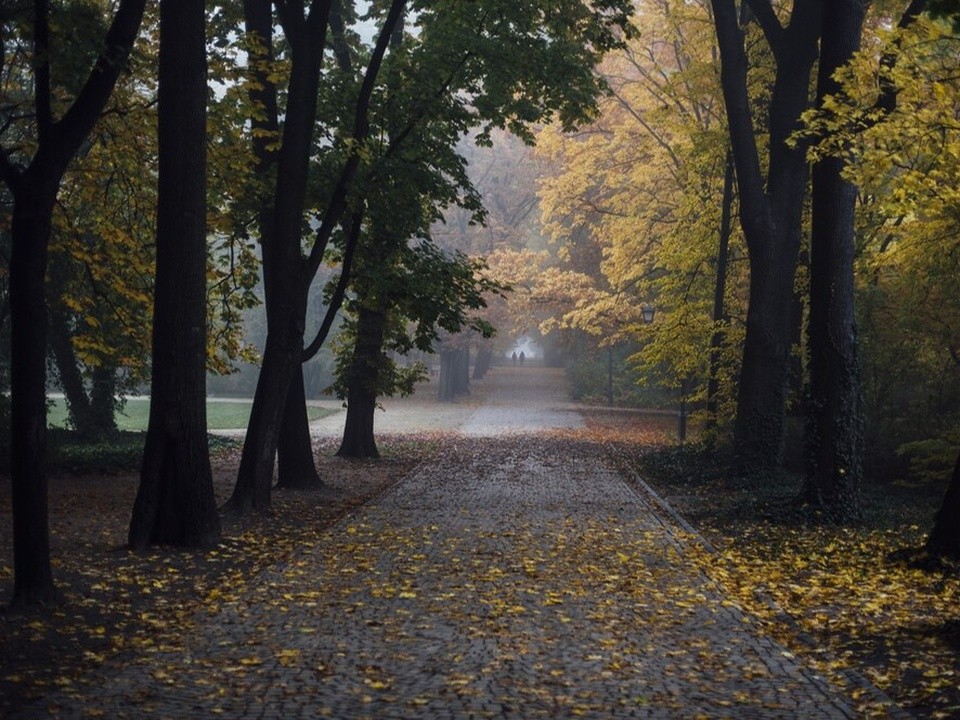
[21, 369, 868, 719]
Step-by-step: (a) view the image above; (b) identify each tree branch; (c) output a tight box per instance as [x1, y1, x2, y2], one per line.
[711, 0, 766, 234]
[328, 0, 354, 72]
[47, 0, 146, 171]
[305, 0, 406, 277]
[33, 0, 53, 140]
[876, 0, 929, 115]
[302, 210, 362, 361]
[743, 0, 785, 53]
[244, 0, 281, 170]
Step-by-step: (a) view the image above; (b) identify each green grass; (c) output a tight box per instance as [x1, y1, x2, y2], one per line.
[46, 398, 339, 431]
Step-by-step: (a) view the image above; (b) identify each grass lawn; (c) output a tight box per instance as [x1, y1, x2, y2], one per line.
[47, 397, 339, 431]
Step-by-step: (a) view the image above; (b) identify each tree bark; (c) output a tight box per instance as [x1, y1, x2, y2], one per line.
[3, 0, 146, 607]
[706, 149, 734, 426]
[48, 306, 93, 430]
[8, 179, 58, 606]
[928, 449, 960, 558]
[336, 306, 387, 459]
[438, 349, 457, 402]
[128, 0, 220, 549]
[711, 0, 821, 474]
[89, 365, 117, 434]
[47, 304, 119, 438]
[455, 346, 470, 395]
[473, 344, 493, 380]
[801, 0, 866, 521]
[229, 2, 330, 513]
[276, 363, 323, 488]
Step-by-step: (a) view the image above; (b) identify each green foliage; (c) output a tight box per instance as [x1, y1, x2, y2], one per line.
[45, 430, 146, 473]
[37, 430, 241, 475]
[536, 0, 746, 424]
[896, 434, 960, 487]
[799, 17, 960, 481]
[46, 397, 337, 431]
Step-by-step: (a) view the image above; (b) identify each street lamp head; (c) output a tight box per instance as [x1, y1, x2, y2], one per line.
[641, 305, 655, 324]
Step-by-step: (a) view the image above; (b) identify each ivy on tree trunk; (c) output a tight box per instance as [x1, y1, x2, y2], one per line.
[801, 0, 866, 521]
[710, 0, 821, 475]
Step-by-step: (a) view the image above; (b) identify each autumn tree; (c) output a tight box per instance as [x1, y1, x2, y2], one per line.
[227, 0, 408, 513]
[335, 243, 497, 457]
[128, 0, 220, 548]
[45, 66, 159, 439]
[708, 0, 823, 474]
[229, 0, 633, 512]
[0, 0, 146, 607]
[536, 0, 745, 419]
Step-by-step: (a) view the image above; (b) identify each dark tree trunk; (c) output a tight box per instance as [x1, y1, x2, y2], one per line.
[229, 301, 305, 512]
[928, 449, 960, 558]
[438, 349, 457, 402]
[337, 306, 387, 459]
[473, 344, 493, 380]
[242, 0, 324, 494]
[454, 346, 470, 395]
[8, 181, 58, 606]
[2, 0, 146, 607]
[706, 150, 734, 426]
[711, 0, 821, 475]
[89, 365, 117, 434]
[230, 0, 405, 512]
[128, 0, 220, 549]
[48, 307, 93, 430]
[801, 0, 865, 520]
[230, 6, 328, 513]
[47, 304, 119, 438]
[276, 363, 323, 488]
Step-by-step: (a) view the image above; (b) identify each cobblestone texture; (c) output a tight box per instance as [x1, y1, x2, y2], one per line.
[17, 368, 871, 719]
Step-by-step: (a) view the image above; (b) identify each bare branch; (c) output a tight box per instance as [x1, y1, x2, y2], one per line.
[33, 0, 53, 139]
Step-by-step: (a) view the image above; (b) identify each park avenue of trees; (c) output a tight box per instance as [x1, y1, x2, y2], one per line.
[2, 0, 960, 617]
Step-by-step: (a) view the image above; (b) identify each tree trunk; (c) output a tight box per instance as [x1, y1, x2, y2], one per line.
[454, 346, 470, 395]
[706, 150, 734, 426]
[89, 365, 118, 435]
[711, 0, 821, 475]
[3, 0, 146, 607]
[337, 306, 387, 459]
[47, 305, 119, 438]
[48, 307, 93, 431]
[473, 344, 493, 380]
[732, 239, 799, 472]
[228, 306, 304, 512]
[928, 448, 960, 558]
[438, 348, 457, 402]
[801, 0, 865, 520]
[276, 363, 323, 488]
[128, 0, 220, 549]
[8, 180, 58, 606]
[229, 2, 329, 514]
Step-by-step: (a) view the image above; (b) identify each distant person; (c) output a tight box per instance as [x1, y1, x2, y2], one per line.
[511, 351, 517, 365]
[519, 351, 525, 366]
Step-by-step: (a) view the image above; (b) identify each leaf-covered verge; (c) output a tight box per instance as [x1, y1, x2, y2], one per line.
[0, 434, 437, 717]
[588, 409, 960, 719]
